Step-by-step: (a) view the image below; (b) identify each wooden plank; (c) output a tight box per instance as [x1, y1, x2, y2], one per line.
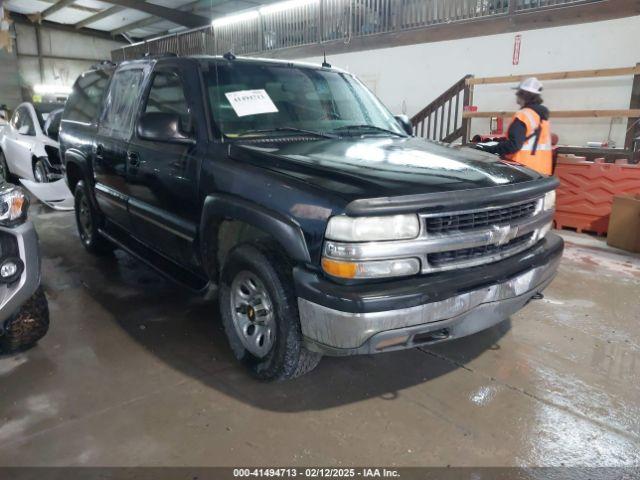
[467, 66, 640, 86]
[463, 109, 640, 119]
[624, 64, 640, 150]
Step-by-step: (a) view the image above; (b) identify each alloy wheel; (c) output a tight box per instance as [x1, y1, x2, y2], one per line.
[229, 270, 276, 358]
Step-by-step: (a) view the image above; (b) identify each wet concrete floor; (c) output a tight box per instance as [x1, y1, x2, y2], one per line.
[0, 206, 639, 467]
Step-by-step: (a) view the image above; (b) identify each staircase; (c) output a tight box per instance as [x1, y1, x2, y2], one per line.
[410, 75, 473, 144]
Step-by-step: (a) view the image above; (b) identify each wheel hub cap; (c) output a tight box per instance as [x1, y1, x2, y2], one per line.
[230, 271, 276, 358]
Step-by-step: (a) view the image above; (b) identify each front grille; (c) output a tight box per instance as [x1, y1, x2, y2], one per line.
[427, 233, 535, 267]
[426, 200, 537, 234]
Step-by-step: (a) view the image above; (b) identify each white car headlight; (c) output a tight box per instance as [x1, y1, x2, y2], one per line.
[543, 190, 556, 211]
[0, 185, 29, 226]
[325, 214, 420, 242]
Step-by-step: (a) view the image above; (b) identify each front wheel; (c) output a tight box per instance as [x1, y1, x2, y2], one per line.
[33, 159, 49, 183]
[0, 286, 49, 353]
[74, 182, 114, 255]
[219, 243, 321, 381]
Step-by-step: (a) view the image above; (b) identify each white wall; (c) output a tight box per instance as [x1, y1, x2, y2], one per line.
[9, 23, 124, 104]
[300, 15, 640, 148]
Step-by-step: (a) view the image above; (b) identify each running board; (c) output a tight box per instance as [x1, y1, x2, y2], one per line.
[98, 223, 210, 293]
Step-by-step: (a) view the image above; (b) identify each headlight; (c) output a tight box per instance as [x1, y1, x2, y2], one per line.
[0, 185, 29, 226]
[322, 257, 420, 279]
[325, 214, 420, 242]
[543, 190, 556, 211]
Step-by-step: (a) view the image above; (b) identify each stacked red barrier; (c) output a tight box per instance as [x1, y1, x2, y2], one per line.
[554, 156, 640, 235]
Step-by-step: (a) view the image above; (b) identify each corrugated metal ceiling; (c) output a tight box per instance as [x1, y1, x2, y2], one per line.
[3, 0, 279, 40]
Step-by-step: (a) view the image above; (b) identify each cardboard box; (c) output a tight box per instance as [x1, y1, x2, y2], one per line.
[607, 194, 640, 253]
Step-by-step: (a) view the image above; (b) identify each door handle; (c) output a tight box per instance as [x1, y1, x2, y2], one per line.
[127, 151, 140, 167]
[95, 144, 104, 159]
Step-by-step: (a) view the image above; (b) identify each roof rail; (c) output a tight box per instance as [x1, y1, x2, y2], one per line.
[91, 59, 116, 69]
[142, 52, 178, 59]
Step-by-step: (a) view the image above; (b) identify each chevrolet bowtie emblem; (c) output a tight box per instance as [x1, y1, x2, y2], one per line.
[493, 225, 519, 246]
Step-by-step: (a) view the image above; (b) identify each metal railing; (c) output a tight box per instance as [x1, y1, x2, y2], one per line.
[410, 75, 473, 143]
[111, 0, 598, 62]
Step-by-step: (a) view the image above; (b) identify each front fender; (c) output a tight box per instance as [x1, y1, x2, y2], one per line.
[200, 193, 311, 264]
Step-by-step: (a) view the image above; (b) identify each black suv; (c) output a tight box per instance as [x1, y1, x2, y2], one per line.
[59, 55, 563, 380]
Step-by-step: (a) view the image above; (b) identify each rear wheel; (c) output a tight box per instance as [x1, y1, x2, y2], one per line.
[33, 159, 49, 183]
[0, 286, 49, 353]
[74, 181, 114, 255]
[219, 243, 321, 381]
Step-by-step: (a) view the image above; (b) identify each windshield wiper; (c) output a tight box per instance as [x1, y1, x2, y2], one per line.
[330, 124, 406, 137]
[235, 127, 337, 139]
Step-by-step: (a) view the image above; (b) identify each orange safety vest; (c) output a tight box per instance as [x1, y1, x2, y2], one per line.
[504, 107, 552, 175]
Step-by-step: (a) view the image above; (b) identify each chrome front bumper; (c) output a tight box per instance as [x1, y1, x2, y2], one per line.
[298, 256, 560, 356]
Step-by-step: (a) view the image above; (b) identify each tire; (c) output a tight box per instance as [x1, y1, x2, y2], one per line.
[74, 181, 115, 255]
[33, 159, 49, 183]
[219, 243, 321, 381]
[0, 286, 49, 353]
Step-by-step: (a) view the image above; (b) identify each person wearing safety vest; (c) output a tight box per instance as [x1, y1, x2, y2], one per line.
[474, 77, 552, 175]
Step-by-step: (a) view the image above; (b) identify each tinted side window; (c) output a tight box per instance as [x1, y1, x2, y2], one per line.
[101, 68, 144, 139]
[64, 70, 111, 124]
[143, 71, 193, 134]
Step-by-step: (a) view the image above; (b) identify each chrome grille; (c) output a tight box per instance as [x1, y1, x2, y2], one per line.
[426, 200, 537, 234]
[322, 194, 554, 276]
[427, 233, 535, 267]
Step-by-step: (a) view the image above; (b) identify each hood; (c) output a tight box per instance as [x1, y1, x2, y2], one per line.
[229, 137, 542, 202]
[230, 137, 541, 201]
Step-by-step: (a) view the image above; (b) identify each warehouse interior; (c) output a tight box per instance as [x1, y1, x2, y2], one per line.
[0, 0, 639, 475]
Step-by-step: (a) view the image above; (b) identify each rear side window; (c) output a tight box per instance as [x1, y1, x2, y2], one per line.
[64, 69, 111, 125]
[142, 71, 193, 134]
[100, 68, 144, 139]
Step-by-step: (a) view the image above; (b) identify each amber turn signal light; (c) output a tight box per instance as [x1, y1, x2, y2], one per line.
[321, 258, 357, 279]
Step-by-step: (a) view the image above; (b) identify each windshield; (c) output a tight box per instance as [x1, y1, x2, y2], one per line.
[204, 61, 405, 138]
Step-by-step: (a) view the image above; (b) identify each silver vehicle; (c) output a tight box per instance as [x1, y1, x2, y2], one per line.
[0, 183, 49, 353]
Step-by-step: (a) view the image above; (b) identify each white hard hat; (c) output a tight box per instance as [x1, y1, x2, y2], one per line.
[513, 77, 543, 94]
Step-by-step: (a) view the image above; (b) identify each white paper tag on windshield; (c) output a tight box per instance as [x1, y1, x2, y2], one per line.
[225, 89, 278, 117]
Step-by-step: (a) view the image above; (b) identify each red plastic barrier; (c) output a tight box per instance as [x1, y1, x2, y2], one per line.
[554, 156, 640, 235]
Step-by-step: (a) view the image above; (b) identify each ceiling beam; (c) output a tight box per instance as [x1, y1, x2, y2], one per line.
[110, 15, 162, 36]
[41, 0, 78, 19]
[74, 6, 126, 29]
[109, 0, 203, 36]
[24, 0, 100, 14]
[10, 12, 131, 43]
[97, 0, 210, 28]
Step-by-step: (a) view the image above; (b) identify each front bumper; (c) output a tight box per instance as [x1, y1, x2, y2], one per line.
[296, 234, 563, 356]
[0, 221, 41, 324]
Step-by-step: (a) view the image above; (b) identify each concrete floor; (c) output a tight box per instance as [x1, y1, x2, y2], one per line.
[0, 204, 639, 467]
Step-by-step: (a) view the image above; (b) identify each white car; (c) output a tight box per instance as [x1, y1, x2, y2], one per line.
[0, 102, 64, 183]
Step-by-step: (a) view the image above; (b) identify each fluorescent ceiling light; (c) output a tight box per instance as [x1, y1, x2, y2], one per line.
[33, 84, 72, 95]
[259, 0, 318, 15]
[212, 10, 259, 27]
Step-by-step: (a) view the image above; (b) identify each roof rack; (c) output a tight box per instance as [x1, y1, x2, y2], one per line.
[142, 52, 178, 58]
[91, 59, 116, 69]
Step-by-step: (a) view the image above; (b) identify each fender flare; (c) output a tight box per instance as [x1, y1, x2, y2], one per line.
[64, 150, 98, 208]
[200, 193, 311, 264]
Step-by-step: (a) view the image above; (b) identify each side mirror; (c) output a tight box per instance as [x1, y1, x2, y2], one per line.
[394, 114, 413, 136]
[137, 112, 194, 144]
